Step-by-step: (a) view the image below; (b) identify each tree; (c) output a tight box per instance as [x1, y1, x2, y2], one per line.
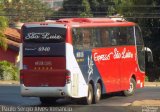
[80, 0, 92, 17]
[0, 61, 19, 80]
[3, 0, 53, 22]
[112, 0, 160, 81]
[62, 0, 91, 17]
[0, 2, 8, 50]
[89, 0, 110, 16]
[60, 0, 110, 17]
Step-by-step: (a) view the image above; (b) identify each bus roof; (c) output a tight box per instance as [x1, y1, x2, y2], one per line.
[23, 18, 136, 28]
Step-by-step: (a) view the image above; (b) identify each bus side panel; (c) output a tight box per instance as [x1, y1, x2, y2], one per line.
[66, 43, 88, 98]
[136, 72, 145, 88]
[118, 46, 137, 90]
[92, 47, 121, 93]
[73, 46, 137, 94]
[73, 49, 107, 94]
[92, 46, 138, 92]
[72, 46, 143, 94]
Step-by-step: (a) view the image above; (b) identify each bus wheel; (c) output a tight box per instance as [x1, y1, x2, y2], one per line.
[82, 83, 94, 105]
[123, 78, 136, 96]
[93, 83, 101, 104]
[40, 97, 58, 104]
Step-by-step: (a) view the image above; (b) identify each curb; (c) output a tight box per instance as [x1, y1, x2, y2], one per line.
[0, 81, 19, 85]
[144, 82, 160, 87]
[144, 85, 160, 87]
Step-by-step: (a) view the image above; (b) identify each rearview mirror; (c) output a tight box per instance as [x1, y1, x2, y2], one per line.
[145, 47, 153, 62]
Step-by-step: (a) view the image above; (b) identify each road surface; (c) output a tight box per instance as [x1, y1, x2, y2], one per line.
[0, 85, 160, 112]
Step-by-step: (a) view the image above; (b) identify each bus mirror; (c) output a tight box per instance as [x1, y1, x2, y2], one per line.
[146, 51, 153, 62]
[145, 47, 153, 63]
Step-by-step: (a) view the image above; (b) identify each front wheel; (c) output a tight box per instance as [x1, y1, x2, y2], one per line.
[123, 78, 136, 96]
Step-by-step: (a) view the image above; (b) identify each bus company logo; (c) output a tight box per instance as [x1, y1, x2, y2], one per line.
[88, 55, 94, 80]
[121, 48, 133, 59]
[94, 48, 134, 62]
[25, 32, 63, 40]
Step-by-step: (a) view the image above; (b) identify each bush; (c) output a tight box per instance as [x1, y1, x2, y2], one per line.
[0, 61, 19, 81]
[145, 75, 149, 82]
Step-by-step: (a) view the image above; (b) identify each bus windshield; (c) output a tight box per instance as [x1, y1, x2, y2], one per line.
[23, 27, 66, 43]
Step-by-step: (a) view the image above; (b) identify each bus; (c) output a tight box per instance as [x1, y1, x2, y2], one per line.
[20, 18, 145, 105]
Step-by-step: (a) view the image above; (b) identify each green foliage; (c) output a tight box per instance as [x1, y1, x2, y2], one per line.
[80, 0, 92, 17]
[58, 0, 110, 17]
[0, 2, 8, 50]
[89, 0, 110, 16]
[3, 0, 53, 22]
[61, 0, 89, 17]
[145, 76, 149, 82]
[112, 0, 160, 81]
[0, 61, 19, 81]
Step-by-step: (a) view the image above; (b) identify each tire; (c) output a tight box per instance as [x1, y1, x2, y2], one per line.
[93, 83, 102, 104]
[40, 97, 58, 104]
[81, 83, 94, 105]
[123, 78, 136, 96]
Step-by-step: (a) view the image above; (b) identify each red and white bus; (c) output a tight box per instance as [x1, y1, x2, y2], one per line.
[20, 18, 145, 105]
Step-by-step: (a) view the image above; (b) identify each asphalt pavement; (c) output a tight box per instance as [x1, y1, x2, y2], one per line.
[0, 81, 160, 112]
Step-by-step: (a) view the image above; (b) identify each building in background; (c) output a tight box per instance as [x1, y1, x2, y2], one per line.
[0, 22, 23, 64]
[0, 28, 21, 64]
[41, 0, 63, 11]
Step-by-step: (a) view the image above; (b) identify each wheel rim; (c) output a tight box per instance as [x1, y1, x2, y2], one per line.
[96, 84, 101, 100]
[87, 84, 93, 104]
[128, 82, 134, 93]
[88, 87, 92, 101]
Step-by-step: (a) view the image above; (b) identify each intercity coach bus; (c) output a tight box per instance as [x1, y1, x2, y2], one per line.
[19, 18, 145, 105]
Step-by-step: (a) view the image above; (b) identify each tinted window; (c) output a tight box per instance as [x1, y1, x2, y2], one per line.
[72, 28, 92, 49]
[118, 27, 135, 45]
[72, 27, 112, 49]
[72, 26, 135, 50]
[23, 27, 66, 43]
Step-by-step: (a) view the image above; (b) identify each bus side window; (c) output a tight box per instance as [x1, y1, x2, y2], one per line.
[110, 30, 118, 46]
[72, 28, 83, 49]
[126, 27, 135, 45]
[100, 29, 110, 47]
[118, 27, 135, 45]
[119, 28, 127, 45]
[82, 30, 91, 49]
[93, 28, 102, 47]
